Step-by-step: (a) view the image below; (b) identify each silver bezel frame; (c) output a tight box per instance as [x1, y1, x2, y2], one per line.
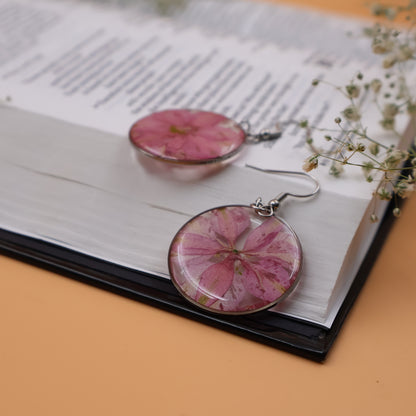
[167, 204, 303, 316]
[128, 109, 246, 165]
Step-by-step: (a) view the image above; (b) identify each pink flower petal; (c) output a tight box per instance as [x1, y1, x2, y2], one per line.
[131, 118, 171, 135]
[238, 216, 301, 303]
[194, 257, 236, 307]
[172, 133, 223, 160]
[239, 259, 292, 302]
[245, 220, 302, 268]
[174, 232, 227, 256]
[168, 206, 302, 314]
[153, 109, 186, 125]
[209, 207, 251, 246]
[129, 109, 245, 163]
[197, 127, 241, 145]
[243, 217, 284, 252]
[192, 111, 230, 128]
[261, 233, 301, 262]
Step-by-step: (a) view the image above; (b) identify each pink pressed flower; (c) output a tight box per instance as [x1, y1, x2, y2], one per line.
[168, 206, 302, 313]
[129, 109, 245, 164]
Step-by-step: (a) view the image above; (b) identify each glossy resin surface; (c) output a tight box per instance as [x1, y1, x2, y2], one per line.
[168, 206, 302, 314]
[129, 109, 245, 164]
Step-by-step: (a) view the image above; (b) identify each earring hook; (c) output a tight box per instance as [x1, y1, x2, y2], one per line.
[240, 120, 282, 143]
[246, 164, 320, 217]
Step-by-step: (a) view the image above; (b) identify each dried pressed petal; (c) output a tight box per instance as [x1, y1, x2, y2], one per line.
[303, 155, 319, 172]
[239, 259, 291, 302]
[209, 207, 251, 245]
[242, 217, 284, 252]
[168, 206, 302, 313]
[129, 109, 245, 164]
[195, 258, 236, 306]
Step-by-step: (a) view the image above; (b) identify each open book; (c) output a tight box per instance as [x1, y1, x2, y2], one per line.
[0, 0, 412, 358]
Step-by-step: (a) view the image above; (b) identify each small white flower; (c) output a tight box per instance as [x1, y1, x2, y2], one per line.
[370, 214, 379, 223]
[346, 84, 360, 98]
[393, 207, 401, 217]
[395, 178, 415, 198]
[370, 79, 382, 93]
[368, 142, 380, 156]
[382, 103, 399, 118]
[399, 183, 415, 198]
[372, 38, 394, 54]
[329, 161, 344, 177]
[396, 44, 413, 62]
[407, 102, 416, 115]
[377, 187, 392, 200]
[385, 7, 397, 20]
[383, 149, 409, 168]
[342, 105, 361, 121]
[382, 55, 396, 68]
[380, 118, 395, 130]
[362, 161, 374, 175]
[302, 156, 319, 172]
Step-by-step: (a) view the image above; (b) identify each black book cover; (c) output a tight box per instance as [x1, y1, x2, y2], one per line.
[0, 200, 395, 362]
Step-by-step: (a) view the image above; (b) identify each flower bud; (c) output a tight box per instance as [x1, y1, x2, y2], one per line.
[329, 161, 344, 177]
[385, 7, 397, 20]
[377, 187, 392, 200]
[342, 105, 361, 121]
[370, 214, 379, 223]
[384, 149, 409, 167]
[380, 118, 395, 130]
[395, 181, 415, 198]
[370, 79, 382, 93]
[407, 102, 416, 115]
[346, 84, 361, 98]
[369, 142, 380, 156]
[372, 38, 394, 54]
[397, 45, 413, 62]
[382, 103, 399, 118]
[393, 207, 401, 217]
[302, 156, 319, 172]
[382, 56, 396, 68]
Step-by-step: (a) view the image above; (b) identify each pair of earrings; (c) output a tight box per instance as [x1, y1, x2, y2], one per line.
[129, 109, 320, 315]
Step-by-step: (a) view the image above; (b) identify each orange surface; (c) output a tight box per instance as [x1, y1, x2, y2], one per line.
[1, 1, 416, 415]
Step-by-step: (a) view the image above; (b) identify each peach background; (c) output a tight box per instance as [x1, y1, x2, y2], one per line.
[1, 1, 415, 415]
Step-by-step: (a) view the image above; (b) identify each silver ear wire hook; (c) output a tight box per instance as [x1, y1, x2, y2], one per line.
[240, 120, 282, 143]
[246, 164, 320, 217]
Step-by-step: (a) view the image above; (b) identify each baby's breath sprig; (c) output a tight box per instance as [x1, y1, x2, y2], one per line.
[302, 1, 416, 221]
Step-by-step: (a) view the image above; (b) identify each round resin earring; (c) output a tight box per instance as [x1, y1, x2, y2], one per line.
[129, 109, 281, 165]
[168, 166, 320, 315]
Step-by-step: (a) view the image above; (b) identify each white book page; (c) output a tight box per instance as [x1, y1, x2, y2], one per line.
[174, 0, 377, 66]
[0, 0, 398, 326]
[0, 0, 382, 198]
[0, 105, 369, 325]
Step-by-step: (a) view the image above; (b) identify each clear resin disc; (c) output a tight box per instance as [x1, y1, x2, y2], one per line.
[129, 109, 246, 164]
[168, 205, 302, 314]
